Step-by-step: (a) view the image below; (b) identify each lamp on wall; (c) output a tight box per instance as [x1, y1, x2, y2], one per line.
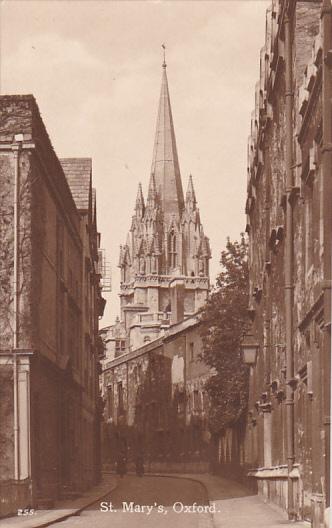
[240, 328, 259, 366]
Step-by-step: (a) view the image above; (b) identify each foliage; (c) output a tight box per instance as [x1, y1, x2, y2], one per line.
[200, 236, 249, 434]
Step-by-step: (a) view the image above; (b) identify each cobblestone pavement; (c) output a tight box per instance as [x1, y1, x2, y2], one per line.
[55, 475, 213, 528]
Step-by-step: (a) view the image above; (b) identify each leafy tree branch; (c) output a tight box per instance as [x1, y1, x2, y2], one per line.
[200, 236, 249, 434]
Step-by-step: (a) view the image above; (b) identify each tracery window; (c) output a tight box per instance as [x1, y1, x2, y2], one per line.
[169, 230, 177, 268]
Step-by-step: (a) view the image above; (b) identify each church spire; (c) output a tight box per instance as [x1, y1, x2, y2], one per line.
[185, 174, 197, 211]
[135, 182, 145, 218]
[151, 58, 184, 220]
[147, 172, 157, 208]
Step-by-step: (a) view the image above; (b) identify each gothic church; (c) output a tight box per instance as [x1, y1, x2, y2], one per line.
[118, 59, 211, 350]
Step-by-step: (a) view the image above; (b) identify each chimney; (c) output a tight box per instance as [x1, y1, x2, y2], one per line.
[170, 277, 185, 325]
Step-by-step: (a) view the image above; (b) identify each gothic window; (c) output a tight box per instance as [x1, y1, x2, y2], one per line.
[139, 257, 146, 274]
[199, 257, 204, 275]
[169, 230, 177, 268]
[305, 180, 314, 274]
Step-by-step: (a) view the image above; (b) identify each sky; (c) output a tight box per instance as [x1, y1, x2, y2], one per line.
[0, 0, 270, 326]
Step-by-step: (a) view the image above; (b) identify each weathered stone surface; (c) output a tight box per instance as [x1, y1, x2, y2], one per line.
[0, 95, 104, 513]
[101, 317, 212, 470]
[118, 66, 211, 351]
[242, 2, 329, 525]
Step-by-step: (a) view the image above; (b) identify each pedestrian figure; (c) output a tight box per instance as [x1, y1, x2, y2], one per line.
[135, 454, 144, 477]
[116, 454, 127, 478]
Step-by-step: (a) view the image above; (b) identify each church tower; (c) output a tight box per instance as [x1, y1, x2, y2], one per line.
[119, 58, 211, 350]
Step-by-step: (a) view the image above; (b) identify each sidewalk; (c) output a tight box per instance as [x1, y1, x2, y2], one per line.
[149, 472, 310, 528]
[0, 473, 118, 528]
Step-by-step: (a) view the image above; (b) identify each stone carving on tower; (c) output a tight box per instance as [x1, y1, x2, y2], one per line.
[119, 57, 211, 350]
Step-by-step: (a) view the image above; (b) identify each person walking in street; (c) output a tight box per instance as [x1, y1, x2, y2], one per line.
[116, 453, 127, 478]
[135, 453, 144, 477]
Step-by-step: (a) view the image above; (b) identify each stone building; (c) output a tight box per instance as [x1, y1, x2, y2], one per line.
[102, 280, 212, 472]
[100, 316, 127, 365]
[236, 1, 331, 525]
[0, 95, 105, 515]
[101, 60, 212, 469]
[118, 59, 211, 351]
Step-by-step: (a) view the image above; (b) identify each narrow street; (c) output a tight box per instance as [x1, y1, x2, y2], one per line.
[55, 475, 213, 528]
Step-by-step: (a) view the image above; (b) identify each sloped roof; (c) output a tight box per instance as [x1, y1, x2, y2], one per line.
[60, 158, 92, 211]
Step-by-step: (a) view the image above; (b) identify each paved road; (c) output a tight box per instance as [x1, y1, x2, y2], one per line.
[56, 475, 213, 528]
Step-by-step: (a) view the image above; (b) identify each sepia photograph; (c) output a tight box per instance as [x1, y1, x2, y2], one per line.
[0, 1, 331, 527]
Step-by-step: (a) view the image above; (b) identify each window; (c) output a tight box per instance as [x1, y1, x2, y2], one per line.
[169, 231, 177, 268]
[305, 181, 314, 274]
[190, 342, 194, 362]
[177, 392, 185, 414]
[107, 386, 113, 418]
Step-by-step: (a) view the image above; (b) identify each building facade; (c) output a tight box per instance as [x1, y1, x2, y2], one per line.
[118, 60, 211, 351]
[0, 95, 105, 515]
[101, 61, 212, 470]
[242, 1, 331, 525]
[102, 281, 212, 472]
[100, 316, 127, 364]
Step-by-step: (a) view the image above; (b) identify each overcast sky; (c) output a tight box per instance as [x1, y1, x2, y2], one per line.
[1, 0, 269, 326]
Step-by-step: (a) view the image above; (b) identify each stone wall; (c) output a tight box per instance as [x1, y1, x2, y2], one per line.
[102, 319, 212, 471]
[244, 1, 330, 524]
[0, 94, 103, 513]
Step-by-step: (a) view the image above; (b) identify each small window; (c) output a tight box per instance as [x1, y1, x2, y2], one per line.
[190, 342, 194, 362]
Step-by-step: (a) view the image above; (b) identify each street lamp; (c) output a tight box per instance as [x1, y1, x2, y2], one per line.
[240, 330, 259, 366]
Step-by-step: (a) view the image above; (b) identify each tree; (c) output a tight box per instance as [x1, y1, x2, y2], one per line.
[200, 236, 249, 434]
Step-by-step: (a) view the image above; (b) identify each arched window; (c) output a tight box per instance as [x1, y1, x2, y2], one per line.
[169, 231, 177, 268]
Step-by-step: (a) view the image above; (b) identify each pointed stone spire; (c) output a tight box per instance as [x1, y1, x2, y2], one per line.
[185, 174, 197, 211]
[147, 172, 157, 208]
[135, 182, 145, 218]
[151, 60, 184, 220]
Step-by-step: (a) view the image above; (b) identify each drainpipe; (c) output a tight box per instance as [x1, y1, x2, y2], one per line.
[284, 9, 296, 521]
[12, 138, 22, 481]
[321, 0, 332, 508]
